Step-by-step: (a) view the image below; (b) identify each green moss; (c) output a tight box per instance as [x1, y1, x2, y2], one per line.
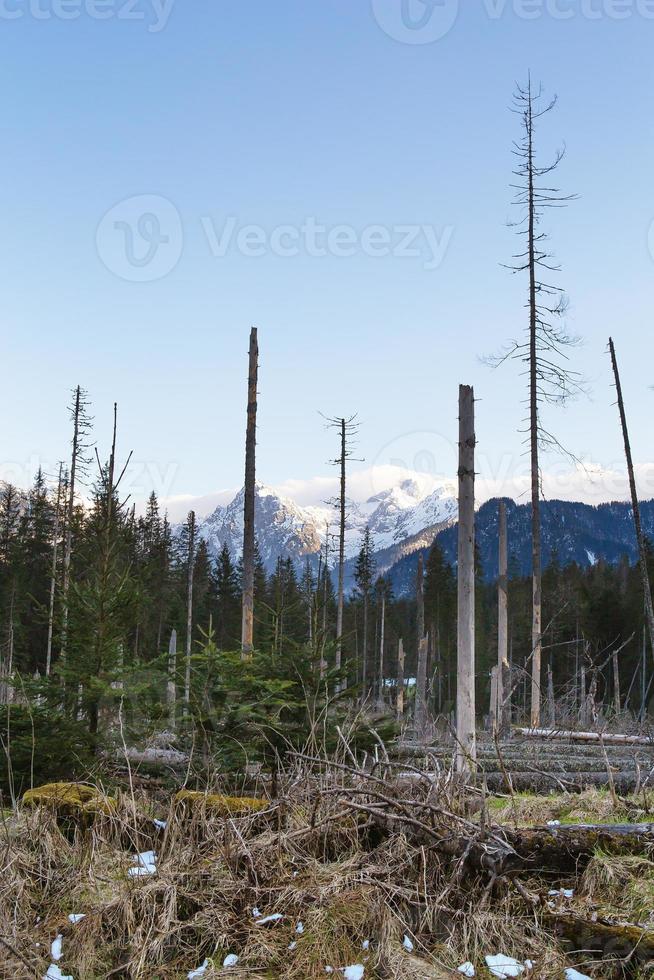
[22, 782, 116, 817]
[174, 789, 268, 816]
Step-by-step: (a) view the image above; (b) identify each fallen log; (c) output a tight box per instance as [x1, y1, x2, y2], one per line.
[547, 911, 654, 966]
[517, 727, 654, 746]
[503, 823, 654, 873]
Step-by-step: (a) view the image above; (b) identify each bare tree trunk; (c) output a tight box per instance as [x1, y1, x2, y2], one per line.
[184, 511, 196, 711]
[377, 594, 385, 706]
[396, 638, 405, 721]
[320, 524, 329, 679]
[613, 650, 622, 718]
[526, 95, 543, 729]
[362, 593, 369, 699]
[335, 420, 346, 687]
[414, 554, 428, 738]
[580, 664, 587, 727]
[414, 636, 429, 738]
[46, 463, 64, 676]
[609, 337, 654, 661]
[241, 327, 259, 658]
[496, 499, 511, 734]
[61, 386, 83, 666]
[547, 663, 555, 727]
[456, 385, 476, 772]
[167, 628, 177, 728]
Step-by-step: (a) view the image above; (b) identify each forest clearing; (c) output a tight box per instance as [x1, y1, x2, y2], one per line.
[3, 4, 654, 979]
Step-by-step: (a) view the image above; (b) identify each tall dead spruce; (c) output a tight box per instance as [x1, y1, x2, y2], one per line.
[324, 414, 359, 689]
[609, 337, 654, 662]
[241, 327, 259, 658]
[498, 77, 579, 727]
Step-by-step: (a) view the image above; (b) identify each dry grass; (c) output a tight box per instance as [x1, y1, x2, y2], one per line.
[0, 770, 648, 979]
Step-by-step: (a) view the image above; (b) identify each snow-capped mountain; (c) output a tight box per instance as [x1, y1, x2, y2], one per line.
[195, 478, 458, 574]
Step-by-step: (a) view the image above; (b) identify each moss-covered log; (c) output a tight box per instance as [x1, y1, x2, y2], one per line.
[547, 911, 654, 966]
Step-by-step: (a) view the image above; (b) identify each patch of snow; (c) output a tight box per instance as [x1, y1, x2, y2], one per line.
[362, 940, 370, 951]
[402, 935, 414, 952]
[565, 971, 592, 980]
[44, 967, 73, 980]
[256, 913, 284, 926]
[252, 907, 262, 918]
[549, 888, 574, 899]
[458, 964, 476, 977]
[485, 955, 525, 978]
[51, 936, 63, 961]
[223, 954, 239, 968]
[296, 921, 304, 934]
[67, 914, 85, 925]
[153, 819, 167, 830]
[547, 820, 561, 827]
[288, 942, 297, 951]
[342, 967, 365, 980]
[187, 959, 210, 978]
[128, 851, 157, 877]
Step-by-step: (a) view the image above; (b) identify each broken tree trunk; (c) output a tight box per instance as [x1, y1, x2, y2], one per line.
[335, 420, 346, 690]
[396, 638, 405, 721]
[414, 636, 429, 740]
[167, 628, 177, 728]
[241, 326, 259, 658]
[414, 554, 428, 738]
[456, 384, 476, 773]
[184, 512, 196, 712]
[609, 337, 654, 663]
[45, 462, 64, 676]
[495, 500, 511, 735]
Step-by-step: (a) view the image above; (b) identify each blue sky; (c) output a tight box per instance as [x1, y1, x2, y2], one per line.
[2, 0, 654, 515]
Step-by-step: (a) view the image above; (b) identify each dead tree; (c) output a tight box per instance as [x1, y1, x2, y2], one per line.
[45, 462, 65, 676]
[167, 628, 177, 728]
[495, 78, 578, 728]
[241, 327, 259, 658]
[396, 638, 405, 721]
[456, 385, 476, 772]
[609, 337, 654, 662]
[414, 554, 429, 738]
[184, 510, 196, 711]
[324, 414, 359, 688]
[492, 499, 511, 734]
[378, 590, 386, 706]
[60, 386, 93, 665]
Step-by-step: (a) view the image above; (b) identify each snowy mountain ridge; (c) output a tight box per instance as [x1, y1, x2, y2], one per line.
[196, 478, 458, 572]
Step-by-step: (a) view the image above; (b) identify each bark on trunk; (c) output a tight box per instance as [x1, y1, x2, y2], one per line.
[335, 420, 346, 688]
[396, 638, 405, 721]
[46, 463, 64, 676]
[241, 327, 259, 658]
[184, 511, 196, 711]
[167, 628, 177, 728]
[456, 384, 476, 772]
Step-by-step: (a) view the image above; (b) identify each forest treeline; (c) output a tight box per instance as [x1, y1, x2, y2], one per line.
[1, 449, 652, 750]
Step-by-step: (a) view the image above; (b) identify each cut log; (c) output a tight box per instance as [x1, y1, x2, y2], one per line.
[517, 727, 653, 746]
